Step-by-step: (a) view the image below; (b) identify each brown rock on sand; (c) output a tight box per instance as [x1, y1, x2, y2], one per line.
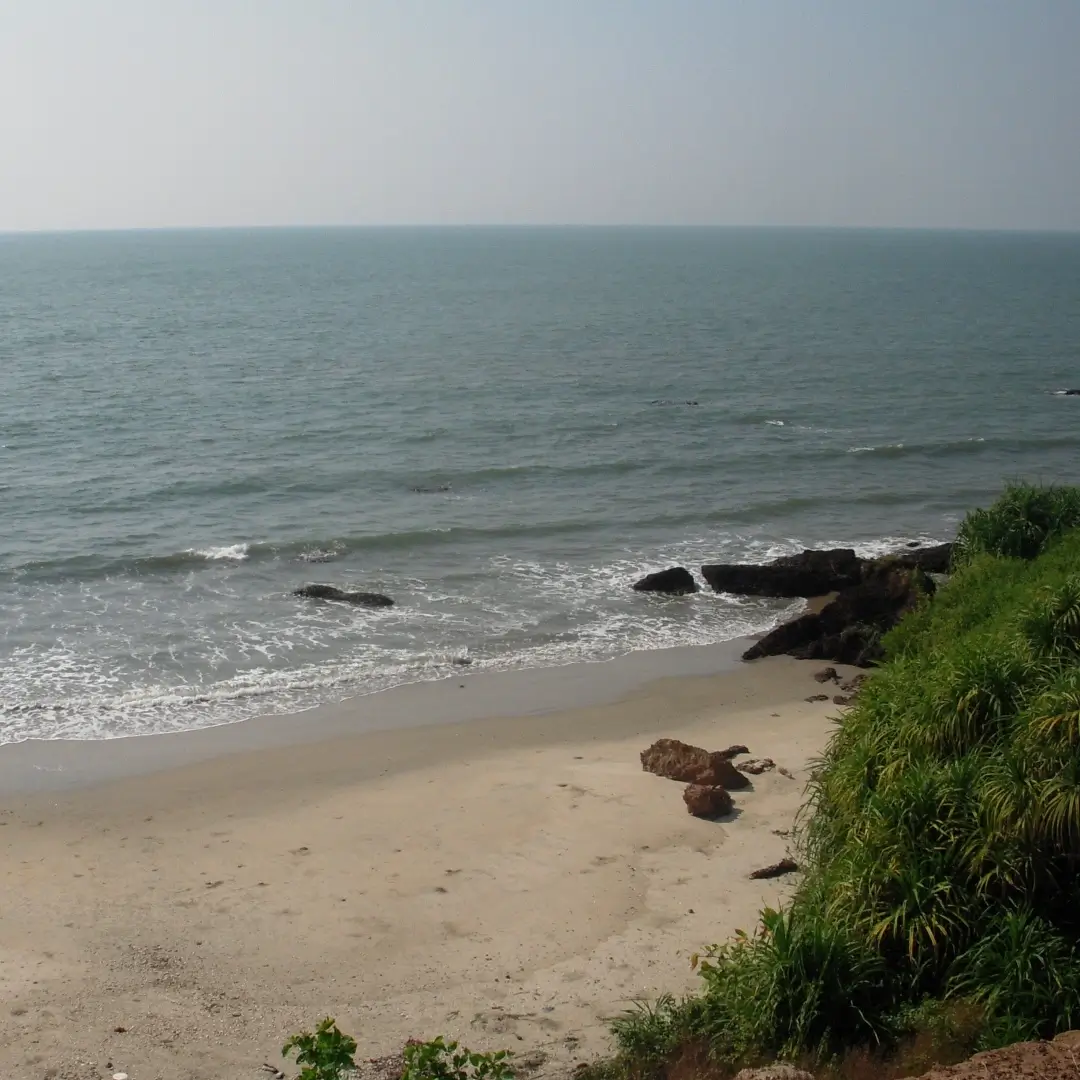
[903, 1030, 1080, 1080]
[682, 784, 733, 819]
[749, 857, 799, 879]
[641, 739, 751, 789]
[738, 758, 776, 775]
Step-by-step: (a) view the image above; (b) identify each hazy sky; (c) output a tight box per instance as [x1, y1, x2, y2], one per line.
[2, 1, 1079, 232]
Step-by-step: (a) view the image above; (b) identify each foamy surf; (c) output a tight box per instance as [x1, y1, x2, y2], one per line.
[187, 544, 250, 561]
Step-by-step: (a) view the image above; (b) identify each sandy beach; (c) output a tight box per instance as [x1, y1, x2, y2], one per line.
[0, 649, 853, 1080]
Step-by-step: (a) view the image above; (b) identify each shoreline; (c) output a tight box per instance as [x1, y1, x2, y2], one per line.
[0, 651, 852, 1079]
[0, 638, 760, 795]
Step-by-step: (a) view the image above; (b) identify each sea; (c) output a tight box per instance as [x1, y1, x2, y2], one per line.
[2, 227, 1079, 743]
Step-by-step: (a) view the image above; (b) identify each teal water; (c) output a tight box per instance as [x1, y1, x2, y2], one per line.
[3, 227, 1079, 741]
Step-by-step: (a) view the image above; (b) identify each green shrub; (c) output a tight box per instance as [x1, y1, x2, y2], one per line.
[402, 1037, 514, 1080]
[283, 1018, 357, 1080]
[953, 482, 1080, 565]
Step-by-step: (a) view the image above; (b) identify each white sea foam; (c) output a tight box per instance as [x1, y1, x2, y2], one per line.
[848, 443, 904, 453]
[187, 544, 250, 561]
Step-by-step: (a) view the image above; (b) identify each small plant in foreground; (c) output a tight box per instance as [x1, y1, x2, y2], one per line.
[283, 1017, 358, 1080]
[402, 1036, 515, 1080]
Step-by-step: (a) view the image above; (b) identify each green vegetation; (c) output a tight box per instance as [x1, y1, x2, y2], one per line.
[282, 1024, 515, 1080]
[953, 480, 1080, 565]
[402, 1037, 514, 1080]
[283, 1018, 358, 1080]
[604, 482, 1080, 1077]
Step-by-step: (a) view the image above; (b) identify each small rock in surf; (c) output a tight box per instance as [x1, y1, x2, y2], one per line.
[293, 584, 394, 607]
[633, 566, 698, 595]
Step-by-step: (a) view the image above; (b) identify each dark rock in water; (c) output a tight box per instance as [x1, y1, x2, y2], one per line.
[633, 566, 698, 595]
[294, 584, 395, 607]
[683, 784, 733, 819]
[701, 543, 952, 599]
[906, 541, 921, 548]
[701, 548, 863, 598]
[749, 857, 799, 880]
[641, 738, 751, 789]
[451, 656, 473, 667]
[743, 564, 934, 668]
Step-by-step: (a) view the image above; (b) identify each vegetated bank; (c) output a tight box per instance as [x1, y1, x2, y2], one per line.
[596, 482, 1080, 1078]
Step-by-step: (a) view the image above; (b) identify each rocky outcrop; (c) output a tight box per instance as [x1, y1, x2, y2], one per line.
[683, 784, 733, 818]
[632, 567, 698, 595]
[743, 565, 933, 667]
[294, 584, 395, 607]
[700, 544, 952, 599]
[702, 548, 863, 597]
[641, 739, 751, 789]
[897, 542, 952, 574]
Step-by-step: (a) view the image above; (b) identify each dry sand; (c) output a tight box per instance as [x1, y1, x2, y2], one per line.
[0, 652, 855, 1080]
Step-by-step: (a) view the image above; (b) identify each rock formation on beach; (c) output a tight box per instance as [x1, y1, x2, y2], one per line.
[702, 547, 866, 597]
[650, 541, 953, 668]
[682, 784, 733, 818]
[640, 738, 751, 788]
[743, 562, 933, 666]
[700, 543, 952, 598]
[293, 584, 395, 607]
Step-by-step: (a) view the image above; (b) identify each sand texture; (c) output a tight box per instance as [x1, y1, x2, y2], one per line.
[0, 655, 853, 1080]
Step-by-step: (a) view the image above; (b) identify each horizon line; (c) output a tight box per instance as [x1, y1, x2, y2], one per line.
[3, 222, 1080, 238]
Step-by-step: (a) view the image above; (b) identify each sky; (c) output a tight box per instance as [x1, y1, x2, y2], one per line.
[1, 1, 1079, 232]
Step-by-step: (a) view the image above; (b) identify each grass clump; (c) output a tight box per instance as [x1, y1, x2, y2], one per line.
[953, 481, 1080, 565]
[606, 484, 1080, 1078]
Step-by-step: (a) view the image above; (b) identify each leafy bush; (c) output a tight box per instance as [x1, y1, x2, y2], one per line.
[283, 1018, 358, 1080]
[402, 1037, 515, 1080]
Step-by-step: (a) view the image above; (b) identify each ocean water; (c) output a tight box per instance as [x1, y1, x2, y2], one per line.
[2, 227, 1079, 742]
